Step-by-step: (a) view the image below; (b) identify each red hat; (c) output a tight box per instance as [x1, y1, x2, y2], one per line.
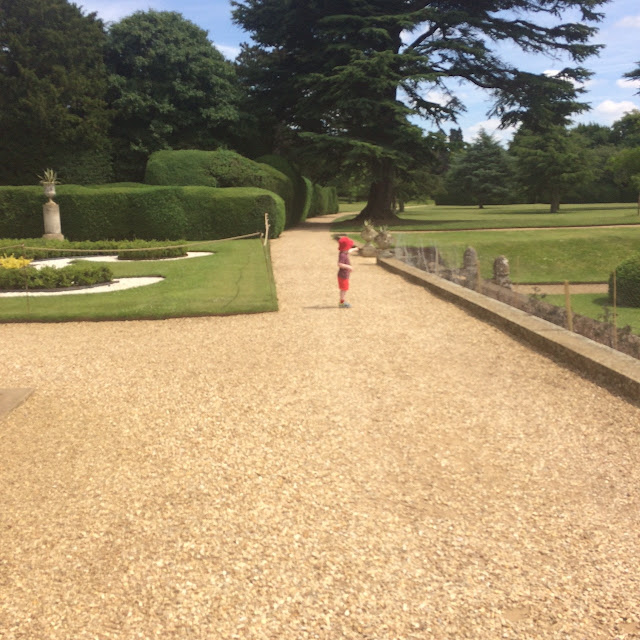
[338, 236, 355, 252]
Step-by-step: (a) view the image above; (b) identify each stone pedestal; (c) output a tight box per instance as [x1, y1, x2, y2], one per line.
[43, 201, 64, 240]
[359, 244, 377, 257]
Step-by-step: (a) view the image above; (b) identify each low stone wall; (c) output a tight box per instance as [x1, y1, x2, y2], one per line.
[395, 246, 640, 361]
[378, 256, 640, 403]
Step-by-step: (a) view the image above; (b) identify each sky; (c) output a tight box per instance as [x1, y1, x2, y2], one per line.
[77, 0, 640, 144]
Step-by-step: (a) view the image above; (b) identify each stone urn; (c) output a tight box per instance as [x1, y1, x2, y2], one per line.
[43, 183, 56, 201]
[360, 221, 378, 257]
[374, 228, 394, 257]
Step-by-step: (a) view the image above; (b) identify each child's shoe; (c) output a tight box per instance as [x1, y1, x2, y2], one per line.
[339, 301, 351, 308]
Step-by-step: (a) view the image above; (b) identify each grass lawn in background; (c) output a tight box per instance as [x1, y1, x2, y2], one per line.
[0, 238, 277, 322]
[390, 227, 640, 284]
[334, 202, 640, 231]
[544, 293, 640, 335]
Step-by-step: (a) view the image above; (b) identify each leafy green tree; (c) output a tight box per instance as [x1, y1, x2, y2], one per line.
[445, 130, 513, 208]
[233, 0, 606, 222]
[572, 123, 613, 148]
[608, 148, 640, 214]
[0, 0, 111, 185]
[610, 110, 640, 149]
[448, 128, 466, 155]
[510, 126, 595, 213]
[106, 10, 241, 180]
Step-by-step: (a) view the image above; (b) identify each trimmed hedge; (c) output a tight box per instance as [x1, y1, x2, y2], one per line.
[0, 263, 113, 290]
[257, 154, 339, 219]
[309, 183, 339, 217]
[0, 238, 187, 261]
[145, 149, 338, 225]
[610, 254, 640, 307]
[0, 185, 285, 241]
[145, 149, 296, 226]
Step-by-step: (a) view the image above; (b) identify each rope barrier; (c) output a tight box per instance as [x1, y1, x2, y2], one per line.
[0, 232, 262, 256]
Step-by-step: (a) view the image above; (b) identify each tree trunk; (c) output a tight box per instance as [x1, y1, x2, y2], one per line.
[550, 189, 561, 213]
[352, 159, 400, 224]
[637, 191, 639, 216]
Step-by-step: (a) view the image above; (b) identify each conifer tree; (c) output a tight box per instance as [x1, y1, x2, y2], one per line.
[510, 126, 595, 213]
[445, 130, 513, 208]
[233, 0, 607, 221]
[0, 0, 111, 184]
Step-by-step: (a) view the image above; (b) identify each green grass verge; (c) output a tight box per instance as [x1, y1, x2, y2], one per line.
[545, 293, 640, 335]
[334, 202, 640, 231]
[0, 238, 277, 322]
[391, 227, 640, 283]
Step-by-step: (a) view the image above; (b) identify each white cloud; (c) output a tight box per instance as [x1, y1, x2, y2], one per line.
[214, 43, 241, 60]
[591, 99, 639, 124]
[543, 69, 591, 89]
[76, 1, 154, 23]
[615, 15, 640, 28]
[424, 90, 450, 106]
[465, 119, 516, 145]
[617, 78, 640, 90]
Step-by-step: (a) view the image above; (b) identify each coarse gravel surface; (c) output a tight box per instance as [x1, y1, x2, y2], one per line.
[1, 215, 640, 640]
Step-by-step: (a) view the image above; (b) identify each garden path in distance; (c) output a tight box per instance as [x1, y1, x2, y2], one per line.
[1, 213, 640, 639]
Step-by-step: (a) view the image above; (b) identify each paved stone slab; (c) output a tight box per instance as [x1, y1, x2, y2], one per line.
[0, 388, 34, 422]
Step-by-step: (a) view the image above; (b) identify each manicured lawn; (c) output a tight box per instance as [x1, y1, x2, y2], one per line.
[334, 202, 640, 231]
[389, 227, 640, 284]
[545, 293, 640, 334]
[0, 238, 277, 322]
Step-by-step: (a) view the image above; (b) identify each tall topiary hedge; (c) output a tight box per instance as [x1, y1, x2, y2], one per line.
[609, 254, 640, 307]
[145, 149, 296, 225]
[0, 184, 285, 241]
[309, 184, 339, 217]
[256, 154, 310, 225]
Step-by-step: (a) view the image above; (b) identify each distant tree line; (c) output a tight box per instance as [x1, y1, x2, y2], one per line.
[1, 0, 639, 217]
[437, 111, 640, 212]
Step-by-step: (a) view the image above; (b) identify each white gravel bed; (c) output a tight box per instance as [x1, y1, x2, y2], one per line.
[1, 217, 639, 639]
[0, 276, 164, 297]
[30, 251, 212, 269]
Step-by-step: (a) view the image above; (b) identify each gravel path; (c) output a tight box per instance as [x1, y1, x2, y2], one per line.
[2, 215, 640, 639]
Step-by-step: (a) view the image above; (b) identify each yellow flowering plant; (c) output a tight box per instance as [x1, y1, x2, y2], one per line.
[0, 254, 33, 269]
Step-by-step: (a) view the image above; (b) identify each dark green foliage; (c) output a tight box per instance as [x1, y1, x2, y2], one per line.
[0, 262, 113, 290]
[106, 10, 240, 181]
[0, 185, 286, 241]
[610, 255, 640, 307]
[0, 238, 189, 260]
[145, 150, 299, 224]
[309, 185, 339, 217]
[233, 0, 606, 220]
[611, 111, 640, 148]
[510, 126, 595, 213]
[116, 246, 187, 260]
[256, 154, 313, 224]
[442, 131, 514, 208]
[624, 62, 640, 95]
[0, 0, 112, 185]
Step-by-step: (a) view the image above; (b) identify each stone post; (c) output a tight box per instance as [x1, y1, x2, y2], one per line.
[462, 246, 479, 289]
[492, 255, 512, 289]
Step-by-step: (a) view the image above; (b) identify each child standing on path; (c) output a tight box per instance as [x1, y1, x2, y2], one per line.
[337, 236, 356, 308]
